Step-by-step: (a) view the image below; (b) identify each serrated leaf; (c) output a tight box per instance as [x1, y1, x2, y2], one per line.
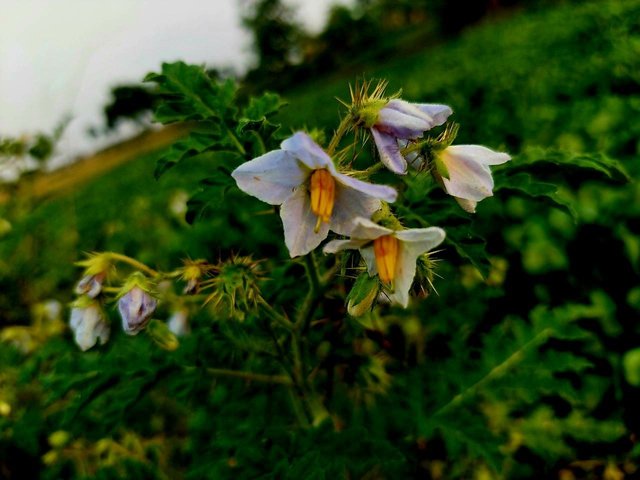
[517, 149, 630, 184]
[144, 61, 236, 124]
[242, 92, 286, 121]
[494, 171, 577, 220]
[154, 130, 218, 178]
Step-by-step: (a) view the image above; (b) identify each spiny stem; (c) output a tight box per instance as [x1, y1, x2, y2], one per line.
[107, 252, 159, 277]
[327, 114, 353, 156]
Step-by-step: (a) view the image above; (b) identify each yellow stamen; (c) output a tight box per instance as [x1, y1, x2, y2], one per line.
[310, 169, 336, 233]
[373, 235, 399, 285]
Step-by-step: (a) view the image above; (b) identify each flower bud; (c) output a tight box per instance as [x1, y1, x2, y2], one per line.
[117, 273, 158, 335]
[75, 272, 106, 298]
[69, 297, 110, 351]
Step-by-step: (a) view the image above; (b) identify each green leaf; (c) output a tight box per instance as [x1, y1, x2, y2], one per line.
[185, 170, 236, 225]
[494, 171, 577, 220]
[154, 130, 218, 179]
[516, 149, 630, 184]
[144, 61, 236, 124]
[242, 92, 286, 121]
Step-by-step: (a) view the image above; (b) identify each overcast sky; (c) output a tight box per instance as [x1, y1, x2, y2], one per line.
[0, 0, 352, 166]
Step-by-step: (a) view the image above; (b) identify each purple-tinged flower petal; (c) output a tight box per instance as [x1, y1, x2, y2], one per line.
[118, 286, 157, 335]
[414, 104, 453, 127]
[281, 131, 332, 170]
[371, 128, 407, 174]
[280, 186, 330, 257]
[333, 171, 398, 203]
[69, 304, 110, 351]
[376, 104, 431, 139]
[231, 150, 306, 205]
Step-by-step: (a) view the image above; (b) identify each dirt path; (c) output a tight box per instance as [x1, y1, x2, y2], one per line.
[0, 124, 188, 205]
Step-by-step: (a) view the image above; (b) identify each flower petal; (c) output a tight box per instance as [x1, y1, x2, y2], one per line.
[350, 217, 394, 240]
[415, 104, 453, 127]
[441, 147, 495, 201]
[371, 128, 407, 174]
[70, 305, 110, 351]
[281, 131, 332, 170]
[385, 228, 446, 308]
[394, 227, 446, 246]
[280, 186, 330, 257]
[447, 145, 511, 166]
[360, 246, 377, 277]
[376, 104, 431, 139]
[331, 184, 383, 236]
[386, 243, 415, 308]
[232, 149, 306, 205]
[323, 238, 368, 254]
[333, 171, 397, 203]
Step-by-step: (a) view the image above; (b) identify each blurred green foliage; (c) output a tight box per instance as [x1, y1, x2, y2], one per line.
[1, 0, 640, 478]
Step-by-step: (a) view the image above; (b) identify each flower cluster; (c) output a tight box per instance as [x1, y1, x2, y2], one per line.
[68, 253, 163, 351]
[231, 81, 510, 310]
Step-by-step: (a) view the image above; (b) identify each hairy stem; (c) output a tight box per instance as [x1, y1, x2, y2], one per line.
[107, 252, 159, 277]
[327, 113, 353, 156]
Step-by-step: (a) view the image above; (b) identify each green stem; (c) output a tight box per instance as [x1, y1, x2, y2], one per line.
[187, 366, 292, 385]
[259, 298, 293, 330]
[295, 253, 322, 332]
[433, 328, 552, 417]
[225, 125, 246, 155]
[327, 114, 353, 156]
[106, 252, 159, 277]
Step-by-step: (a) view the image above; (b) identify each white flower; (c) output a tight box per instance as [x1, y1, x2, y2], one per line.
[69, 301, 110, 351]
[371, 99, 452, 175]
[323, 217, 445, 308]
[232, 132, 398, 257]
[437, 145, 511, 213]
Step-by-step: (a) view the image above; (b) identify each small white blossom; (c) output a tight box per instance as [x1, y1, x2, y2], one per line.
[324, 217, 445, 308]
[437, 145, 511, 213]
[69, 301, 110, 351]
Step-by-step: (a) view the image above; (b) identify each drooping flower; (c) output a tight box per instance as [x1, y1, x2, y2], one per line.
[117, 273, 158, 335]
[435, 145, 511, 213]
[369, 99, 452, 175]
[69, 297, 110, 351]
[232, 132, 398, 257]
[323, 217, 445, 308]
[74, 252, 113, 298]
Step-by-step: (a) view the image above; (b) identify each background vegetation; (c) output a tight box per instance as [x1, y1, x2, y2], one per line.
[1, 0, 639, 478]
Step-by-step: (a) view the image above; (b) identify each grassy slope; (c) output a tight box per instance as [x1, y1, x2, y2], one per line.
[1, 0, 638, 317]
